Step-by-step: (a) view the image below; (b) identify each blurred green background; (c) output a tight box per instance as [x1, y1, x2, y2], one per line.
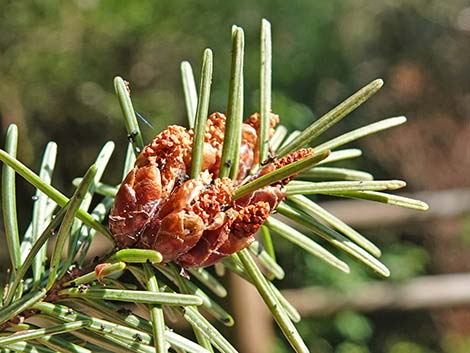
[1, 1, 469, 352]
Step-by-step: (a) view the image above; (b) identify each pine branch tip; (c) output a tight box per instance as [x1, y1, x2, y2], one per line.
[395, 115, 407, 123]
[375, 78, 384, 87]
[381, 267, 391, 278]
[113, 76, 125, 91]
[6, 123, 18, 135]
[389, 180, 406, 190]
[340, 262, 351, 274]
[418, 200, 430, 211]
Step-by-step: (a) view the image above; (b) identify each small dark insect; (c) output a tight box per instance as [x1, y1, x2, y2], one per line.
[109, 112, 313, 268]
[133, 333, 143, 342]
[127, 129, 139, 143]
[260, 152, 276, 166]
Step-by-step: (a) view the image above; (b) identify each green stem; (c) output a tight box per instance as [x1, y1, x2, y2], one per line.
[187, 268, 227, 298]
[219, 27, 244, 179]
[271, 284, 302, 323]
[270, 125, 288, 152]
[76, 196, 115, 267]
[4, 341, 54, 353]
[68, 327, 151, 353]
[316, 148, 362, 165]
[326, 190, 429, 211]
[2, 125, 21, 277]
[143, 264, 167, 353]
[237, 250, 309, 353]
[166, 331, 213, 353]
[299, 167, 373, 181]
[314, 116, 407, 153]
[181, 61, 198, 128]
[182, 306, 236, 353]
[288, 195, 381, 257]
[277, 203, 390, 277]
[258, 19, 272, 166]
[122, 142, 136, 179]
[168, 265, 214, 352]
[38, 334, 93, 353]
[233, 150, 330, 200]
[248, 240, 284, 280]
[5, 206, 68, 305]
[34, 301, 152, 344]
[265, 217, 349, 273]
[47, 165, 97, 291]
[191, 49, 213, 178]
[31, 142, 57, 287]
[260, 225, 276, 260]
[223, 256, 301, 323]
[0, 320, 90, 346]
[77, 298, 211, 353]
[68, 141, 114, 265]
[59, 288, 203, 306]
[72, 178, 117, 197]
[0, 289, 46, 325]
[114, 76, 144, 154]
[229, 26, 245, 180]
[277, 79, 383, 156]
[286, 179, 406, 196]
[157, 265, 233, 326]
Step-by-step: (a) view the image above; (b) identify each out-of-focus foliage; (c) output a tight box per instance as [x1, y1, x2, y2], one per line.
[0, 0, 347, 187]
[0, 1, 469, 353]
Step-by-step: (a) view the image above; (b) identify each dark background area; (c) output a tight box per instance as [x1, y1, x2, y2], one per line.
[1, 1, 469, 352]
